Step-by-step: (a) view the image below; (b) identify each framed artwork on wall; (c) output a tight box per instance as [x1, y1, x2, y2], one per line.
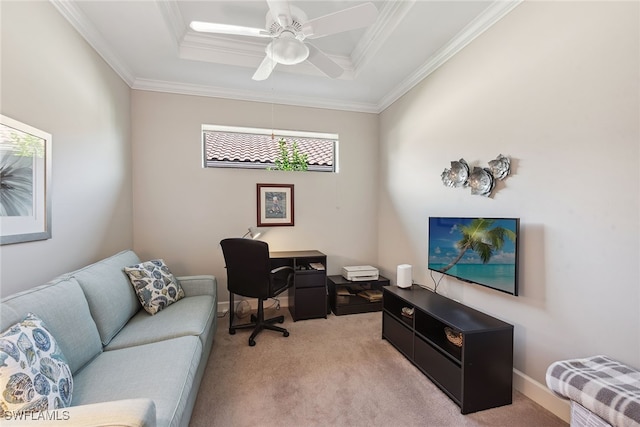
[257, 183, 294, 227]
[0, 115, 52, 245]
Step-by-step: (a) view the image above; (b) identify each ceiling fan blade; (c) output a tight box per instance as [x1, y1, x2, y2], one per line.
[306, 43, 344, 79]
[266, 0, 292, 27]
[252, 54, 278, 81]
[190, 21, 270, 38]
[303, 2, 378, 39]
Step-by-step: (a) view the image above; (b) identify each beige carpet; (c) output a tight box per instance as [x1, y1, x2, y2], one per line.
[190, 309, 566, 427]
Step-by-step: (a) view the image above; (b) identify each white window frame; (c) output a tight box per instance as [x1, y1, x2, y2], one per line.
[202, 124, 339, 173]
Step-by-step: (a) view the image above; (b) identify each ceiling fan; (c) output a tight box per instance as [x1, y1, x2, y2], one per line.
[189, 1, 379, 81]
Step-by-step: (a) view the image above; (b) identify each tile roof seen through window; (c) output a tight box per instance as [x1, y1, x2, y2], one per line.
[204, 132, 334, 168]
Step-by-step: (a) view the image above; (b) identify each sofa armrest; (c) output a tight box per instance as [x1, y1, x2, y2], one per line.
[176, 275, 216, 297]
[2, 399, 156, 427]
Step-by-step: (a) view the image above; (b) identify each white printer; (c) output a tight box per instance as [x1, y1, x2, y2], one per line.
[341, 265, 379, 282]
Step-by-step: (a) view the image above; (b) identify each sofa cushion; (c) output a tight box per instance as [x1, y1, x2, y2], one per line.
[124, 259, 185, 315]
[72, 336, 202, 427]
[0, 313, 73, 416]
[0, 277, 102, 374]
[104, 295, 215, 351]
[72, 250, 142, 346]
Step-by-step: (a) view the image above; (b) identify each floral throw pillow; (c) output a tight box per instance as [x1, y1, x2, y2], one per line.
[0, 313, 73, 418]
[124, 259, 185, 315]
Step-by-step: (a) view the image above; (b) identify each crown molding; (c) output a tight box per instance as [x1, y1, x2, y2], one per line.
[351, 0, 416, 76]
[155, 0, 185, 48]
[49, 0, 136, 86]
[132, 78, 379, 114]
[180, 33, 269, 65]
[377, 0, 523, 112]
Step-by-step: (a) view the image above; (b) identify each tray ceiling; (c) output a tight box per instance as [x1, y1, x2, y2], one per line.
[52, 0, 521, 113]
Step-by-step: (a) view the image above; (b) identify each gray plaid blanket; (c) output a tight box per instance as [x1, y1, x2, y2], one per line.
[546, 355, 640, 427]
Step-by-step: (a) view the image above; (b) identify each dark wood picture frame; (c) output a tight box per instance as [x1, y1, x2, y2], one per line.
[257, 183, 294, 227]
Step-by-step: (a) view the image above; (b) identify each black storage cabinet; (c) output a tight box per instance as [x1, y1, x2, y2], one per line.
[382, 285, 513, 414]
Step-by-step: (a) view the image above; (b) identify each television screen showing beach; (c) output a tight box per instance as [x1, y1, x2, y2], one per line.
[428, 217, 518, 294]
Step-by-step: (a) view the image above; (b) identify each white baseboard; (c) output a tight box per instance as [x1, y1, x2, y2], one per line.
[513, 368, 570, 423]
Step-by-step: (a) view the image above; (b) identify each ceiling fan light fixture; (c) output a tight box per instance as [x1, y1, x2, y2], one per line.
[268, 32, 309, 65]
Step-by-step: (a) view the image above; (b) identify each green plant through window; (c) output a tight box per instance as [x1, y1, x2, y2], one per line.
[271, 139, 308, 171]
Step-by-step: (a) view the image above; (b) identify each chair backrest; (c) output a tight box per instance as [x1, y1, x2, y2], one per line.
[220, 238, 272, 299]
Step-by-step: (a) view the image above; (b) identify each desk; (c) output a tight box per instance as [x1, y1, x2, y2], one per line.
[229, 250, 327, 329]
[270, 250, 327, 321]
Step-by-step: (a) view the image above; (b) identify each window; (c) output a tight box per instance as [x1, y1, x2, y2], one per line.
[202, 125, 338, 172]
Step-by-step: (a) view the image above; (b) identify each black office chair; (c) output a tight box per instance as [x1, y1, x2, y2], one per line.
[220, 238, 294, 346]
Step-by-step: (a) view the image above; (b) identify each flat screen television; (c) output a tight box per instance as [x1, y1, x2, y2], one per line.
[428, 217, 520, 296]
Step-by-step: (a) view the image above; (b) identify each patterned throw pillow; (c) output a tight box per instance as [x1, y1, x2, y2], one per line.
[124, 259, 185, 315]
[0, 313, 73, 417]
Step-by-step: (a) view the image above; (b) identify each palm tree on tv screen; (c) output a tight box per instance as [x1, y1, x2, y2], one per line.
[440, 219, 515, 273]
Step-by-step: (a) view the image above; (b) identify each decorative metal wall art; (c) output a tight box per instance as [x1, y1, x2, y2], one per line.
[468, 167, 494, 196]
[488, 154, 510, 180]
[441, 154, 511, 197]
[441, 159, 469, 188]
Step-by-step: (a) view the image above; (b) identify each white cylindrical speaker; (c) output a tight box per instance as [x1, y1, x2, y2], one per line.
[397, 264, 412, 288]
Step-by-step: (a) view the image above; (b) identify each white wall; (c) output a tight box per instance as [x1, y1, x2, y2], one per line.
[130, 91, 379, 302]
[0, 1, 133, 296]
[378, 0, 639, 413]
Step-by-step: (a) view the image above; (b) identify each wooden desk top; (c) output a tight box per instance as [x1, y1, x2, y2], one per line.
[269, 250, 325, 259]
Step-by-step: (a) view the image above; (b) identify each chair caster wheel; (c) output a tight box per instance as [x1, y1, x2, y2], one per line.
[229, 329, 236, 335]
[249, 339, 256, 346]
[283, 331, 289, 337]
[278, 318, 284, 324]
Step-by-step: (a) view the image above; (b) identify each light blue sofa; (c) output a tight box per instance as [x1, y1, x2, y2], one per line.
[0, 250, 217, 427]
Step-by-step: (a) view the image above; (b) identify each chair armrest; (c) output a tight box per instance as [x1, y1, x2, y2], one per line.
[176, 275, 216, 297]
[270, 266, 294, 296]
[2, 399, 156, 427]
[271, 266, 294, 274]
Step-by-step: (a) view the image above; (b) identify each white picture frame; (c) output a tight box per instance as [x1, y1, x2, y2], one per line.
[0, 115, 52, 245]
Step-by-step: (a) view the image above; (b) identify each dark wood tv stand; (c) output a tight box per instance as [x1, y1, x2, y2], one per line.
[382, 285, 513, 414]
